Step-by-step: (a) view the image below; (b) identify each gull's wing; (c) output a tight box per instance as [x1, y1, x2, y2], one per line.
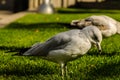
[23, 32, 71, 56]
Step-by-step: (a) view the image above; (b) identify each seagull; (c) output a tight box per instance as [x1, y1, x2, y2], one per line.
[71, 15, 120, 37]
[22, 26, 102, 76]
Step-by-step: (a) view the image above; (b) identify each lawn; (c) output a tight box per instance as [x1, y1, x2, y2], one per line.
[0, 9, 120, 80]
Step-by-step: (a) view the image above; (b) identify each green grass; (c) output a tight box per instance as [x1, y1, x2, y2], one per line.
[0, 9, 120, 80]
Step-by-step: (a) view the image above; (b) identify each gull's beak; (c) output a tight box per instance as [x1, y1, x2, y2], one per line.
[96, 42, 102, 54]
[70, 20, 79, 26]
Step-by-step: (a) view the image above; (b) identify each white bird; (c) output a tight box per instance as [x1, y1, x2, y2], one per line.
[71, 15, 120, 37]
[23, 26, 102, 76]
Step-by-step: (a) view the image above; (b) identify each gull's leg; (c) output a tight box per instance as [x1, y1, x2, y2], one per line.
[61, 63, 68, 78]
[61, 63, 65, 77]
[65, 64, 67, 76]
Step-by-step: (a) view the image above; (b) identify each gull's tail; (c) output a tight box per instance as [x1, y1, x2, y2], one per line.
[12, 42, 42, 56]
[23, 42, 43, 56]
[12, 47, 31, 56]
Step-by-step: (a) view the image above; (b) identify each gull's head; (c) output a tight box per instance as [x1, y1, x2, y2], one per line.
[82, 26, 102, 54]
[70, 19, 93, 29]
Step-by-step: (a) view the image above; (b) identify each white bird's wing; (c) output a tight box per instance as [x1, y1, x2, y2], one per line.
[23, 32, 71, 56]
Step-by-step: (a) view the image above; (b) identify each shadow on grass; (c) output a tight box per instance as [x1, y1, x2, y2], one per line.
[0, 62, 56, 76]
[57, 9, 120, 14]
[88, 51, 120, 57]
[5, 22, 76, 29]
[0, 45, 29, 54]
[86, 60, 120, 79]
[0, 46, 58, 76]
